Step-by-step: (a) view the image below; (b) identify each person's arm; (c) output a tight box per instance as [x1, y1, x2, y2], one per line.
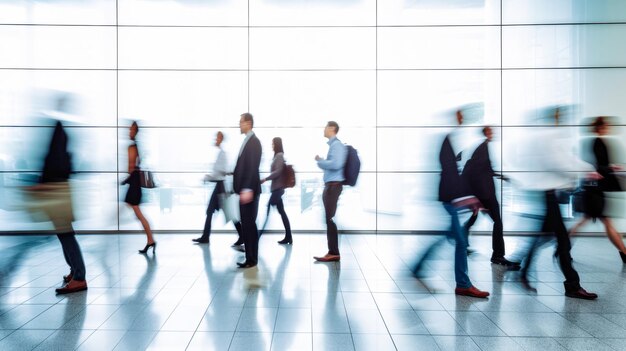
[317, 142, 347, 170]
[265, 153, 284, 181]
[128, 145, 138, 173]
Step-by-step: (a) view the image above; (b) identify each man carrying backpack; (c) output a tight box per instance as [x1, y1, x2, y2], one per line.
[314, 121, 347, 262]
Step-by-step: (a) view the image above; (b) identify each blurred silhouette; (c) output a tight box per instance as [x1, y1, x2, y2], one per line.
[518, 107, 600, 299]
[569, 117, 626, 263]
[233, 112, 262, 269]
[259, 137, 293, 245]
[192, 131, 243, 245]
[462, 126, 520, 267]
[414, 109, 489, 298]
[28, 121, 87, 294]
[123, 121, 156, 254]
[314, 121, 347, 262]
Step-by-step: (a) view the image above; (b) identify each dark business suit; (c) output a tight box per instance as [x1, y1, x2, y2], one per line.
[233, 132, 262, 264]
[462, 140, 506, 259]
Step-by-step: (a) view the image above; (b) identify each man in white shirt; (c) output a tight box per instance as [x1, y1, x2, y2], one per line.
[193, 131, 243, 244]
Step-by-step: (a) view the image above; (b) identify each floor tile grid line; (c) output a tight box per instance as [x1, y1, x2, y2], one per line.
[553, 311, 626, 348]
[92, 260, 181, 350]
[215, 282, 247, 351]
[0, 304, 57, 349]
[344, 236, 402, 351]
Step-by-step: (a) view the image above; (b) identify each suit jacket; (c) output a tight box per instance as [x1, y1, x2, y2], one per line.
[462, 140, 496, 200]
[233, 133, 262, 195]
[438, 135, 471, 202]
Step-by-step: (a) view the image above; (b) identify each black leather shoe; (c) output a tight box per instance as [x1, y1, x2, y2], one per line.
[491, 256, 521, 267]
[277, 238, 293, 245]
[237, 261, 257, 268]
[192, 237, 209, 244]
[565, 288, 598, 300]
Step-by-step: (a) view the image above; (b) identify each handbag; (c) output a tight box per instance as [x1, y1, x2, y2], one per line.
[219, 192, 240, 223]
[139, 170, 157, 188]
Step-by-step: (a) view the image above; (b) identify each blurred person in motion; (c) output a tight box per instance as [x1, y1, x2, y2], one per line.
[569, 117, 626, 263]
[518, 107, 600, 299]
[29, 121, 87, 294]
[314, 121, 347, 262]
[233, 112, 262, 268]
[192, 131, 243, 245]
[414, 109, 490, 298]
[259, 137, 292, 244]
[462, 126, 520, 267]
[124, 121, 156, 254]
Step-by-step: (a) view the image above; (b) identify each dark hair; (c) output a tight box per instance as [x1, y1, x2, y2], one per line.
[482, 126, 491, 136]
[272, 137, 284, 155]
[241, 112, 254, 128]
[130, 121, 139, 141]
[327, 121, 339, 134]
[591, 116, 607, 134]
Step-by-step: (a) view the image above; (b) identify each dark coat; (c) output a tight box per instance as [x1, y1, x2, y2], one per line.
[594, 138, 622, 192]
[41, 121, 71, 183]
[438, 135, 471, 202]
[233, 133, 262, 195]
[462, 140, 496, 200]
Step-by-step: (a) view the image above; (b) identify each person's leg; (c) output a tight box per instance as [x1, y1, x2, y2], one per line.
[57, 234, 72, 272]
[259, 192, 277, 237]
[241, 195, 260, 264]
[200, 186, 220, 241]
[132, 205, 154, 244]
[569, 216, 590, 236]
[233, 221, 244, 245]
[275, 190, 292, 241]
[57, 232, 85, 281]
[322, 184, 342, 256]
[484, 197, 505, 259]
[601, 217, 626, 253]
[546, 191, 580, 292]
[443, 203, 472, 289]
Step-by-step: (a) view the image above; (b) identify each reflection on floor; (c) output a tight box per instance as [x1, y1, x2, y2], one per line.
[1, 233, 625, 351]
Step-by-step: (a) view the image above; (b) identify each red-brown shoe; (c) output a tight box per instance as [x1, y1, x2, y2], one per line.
[55, 279, 88, 295]
[314, 254, 340, 262]
[455, 286, 490, 298]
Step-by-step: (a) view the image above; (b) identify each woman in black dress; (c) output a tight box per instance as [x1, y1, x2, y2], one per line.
[125, 121, 156, 254]
[570, 117, 625, 263]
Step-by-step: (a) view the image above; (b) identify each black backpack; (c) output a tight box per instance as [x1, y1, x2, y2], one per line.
[343, 145, 360, 186]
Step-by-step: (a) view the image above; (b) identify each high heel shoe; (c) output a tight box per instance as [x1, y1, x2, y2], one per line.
[277, 238, 292, 245]
[138, 242, 156, 254]
[620, 251, 626, 264]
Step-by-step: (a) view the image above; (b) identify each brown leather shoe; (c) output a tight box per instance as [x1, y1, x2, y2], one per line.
[565, 288, 598, 300]
[314, 254, 340, 262]
[55, 279, 88, 295]
[455, 286, 490, 298]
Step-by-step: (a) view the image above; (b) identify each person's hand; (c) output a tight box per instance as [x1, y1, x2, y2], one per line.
[587, 171, 603, 180]
[315, 155, 321, 161]
[240, 190, 253, 204]
[260, 178, 266, 184]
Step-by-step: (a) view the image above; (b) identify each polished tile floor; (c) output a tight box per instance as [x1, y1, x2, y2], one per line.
[1, 233, 626, 351]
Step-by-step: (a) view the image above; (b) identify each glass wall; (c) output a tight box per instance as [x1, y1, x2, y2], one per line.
[1, 0, 625, 233]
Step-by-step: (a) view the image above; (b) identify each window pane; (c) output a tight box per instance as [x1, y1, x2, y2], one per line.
[119, 0, 247, 26]
[378, 70, 501, 127]
[0, 70, 116, 127]
[250, 28, 375, 70]
[119, 71, 247, 127]
[503, 24, 626, 69]
[0, 25, 116, 69]
[378, 27, 500, 69]
[250, 71, 376, 128]
[378, 0, 500, 25]
[119, 27, 248, 70]
[503, 0, 626, 24]
[250, 0, 375, 26]
[0, 0, 116, 25]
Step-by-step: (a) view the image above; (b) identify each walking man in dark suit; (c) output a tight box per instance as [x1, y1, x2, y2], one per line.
[233, 112, 262, 268]
[462, 126, 520, 267]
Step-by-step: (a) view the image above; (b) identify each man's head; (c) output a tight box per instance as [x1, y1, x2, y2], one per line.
[239, 112, 254, 134]
[215, 131, 224, 147]
[324, 121, 339, 139]
[455, 110, 464, 126]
